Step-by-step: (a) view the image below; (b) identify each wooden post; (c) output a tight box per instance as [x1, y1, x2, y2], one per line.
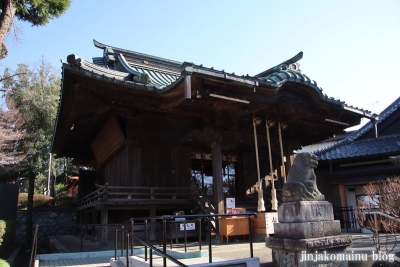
[91, 209, 97, 241]
[101, 207, 108, 243]
[212, 141, 224, 214]
[338, 183, 348, 223]
[338, 183, 347, 208]
[150, 206, 156, 240]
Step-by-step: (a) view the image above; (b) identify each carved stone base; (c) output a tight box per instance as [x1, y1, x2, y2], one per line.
[274, 220, 341, 239]
[272, 247, 349, 267]
[278, 201, 334, 222]
[266, 235, 352, 252]
[266, 201, 352, 267]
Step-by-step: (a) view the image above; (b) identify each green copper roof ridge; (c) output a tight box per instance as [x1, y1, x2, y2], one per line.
[93, 39, 182, 67]
[254, 51, 303, 78]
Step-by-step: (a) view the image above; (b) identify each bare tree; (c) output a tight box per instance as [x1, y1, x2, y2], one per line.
[0, 95, 26, 169]
[357, 177, 400, 259]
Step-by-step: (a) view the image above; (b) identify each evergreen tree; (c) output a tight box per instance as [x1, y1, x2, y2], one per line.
[0, 0, 70, 59]
[0, 58, 63, 192]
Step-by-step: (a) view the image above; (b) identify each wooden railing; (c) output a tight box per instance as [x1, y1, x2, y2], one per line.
[78, 183, 194, 209]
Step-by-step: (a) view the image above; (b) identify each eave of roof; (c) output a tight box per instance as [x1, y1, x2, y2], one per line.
[316, 134, 400, 161]
[63, 46, 373, 119]
[51, 41, 376, 159]
[315, 96, 400, 160]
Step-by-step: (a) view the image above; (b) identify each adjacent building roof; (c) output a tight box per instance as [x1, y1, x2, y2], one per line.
[315, 97, 400, 160]
[317, 134, 400, 160]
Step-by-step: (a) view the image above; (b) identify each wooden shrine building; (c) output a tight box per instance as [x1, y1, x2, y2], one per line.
[51, 40, 373, 241]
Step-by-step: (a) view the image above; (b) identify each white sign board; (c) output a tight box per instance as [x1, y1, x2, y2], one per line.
[226, 198, 236, 209]
[180, 223, 195, 231]
[266, 212, 278, 235]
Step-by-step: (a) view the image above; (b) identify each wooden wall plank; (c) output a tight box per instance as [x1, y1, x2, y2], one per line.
[91, 115, 125, 164]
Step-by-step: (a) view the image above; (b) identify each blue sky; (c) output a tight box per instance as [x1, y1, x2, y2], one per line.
[1, 1, 400, 129]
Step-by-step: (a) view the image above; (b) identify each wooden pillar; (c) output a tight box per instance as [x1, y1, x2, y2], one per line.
[150, 205, 156, 240]
[285, 155, 294, 175]
[126, 118, 135, 187]
[212, 141, 224, 214]
[338, 183, 347, 208]
[91, 209, 97, 241]
[101, 207, 108, 243]
[338, 183, 348, 222]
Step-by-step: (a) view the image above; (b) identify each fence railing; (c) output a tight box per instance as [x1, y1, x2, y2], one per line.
[28, 213, 256, 267]
[116, 213, 257, 267]
[333, 206, 358, 232]
[29, 225, 39, 267]
[78, 184, 194, 209]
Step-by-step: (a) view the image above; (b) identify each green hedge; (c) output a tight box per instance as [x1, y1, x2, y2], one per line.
[18, 193, 53, 210]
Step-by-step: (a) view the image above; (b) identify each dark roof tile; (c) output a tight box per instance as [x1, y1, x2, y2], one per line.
[317, 134, 400, 160]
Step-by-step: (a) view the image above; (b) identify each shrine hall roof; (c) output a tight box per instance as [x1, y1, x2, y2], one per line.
[59, 40, 370, 117]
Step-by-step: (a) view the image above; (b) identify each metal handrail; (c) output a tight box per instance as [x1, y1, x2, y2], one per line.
[115, 224, 188, 267]
[29, 224, 39, 267]
[333, 206, 358, 232]
[116, 213, 256, 266]
[168, 217, 203, 252]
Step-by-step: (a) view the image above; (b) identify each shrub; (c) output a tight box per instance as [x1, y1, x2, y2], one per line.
[0, 221, 5, 246]
[18, 193, 53, 210]
[0, 259, 9, 267]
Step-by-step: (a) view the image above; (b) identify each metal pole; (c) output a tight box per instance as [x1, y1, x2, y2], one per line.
[184, 221, 187, 253]
[126, 234, 130, 267]
[114, 226, 117, 260]
[145, 221, 148, 261]
[199, 219, 202, 251]
[131, 220, 134, 255]
[208, 218, 212, 263]
[170, 222, 173, 249]
[248, 215, 253, 258]
[150, 249, 153, 267]
[121, 226, 124, 257]
[163, 218, 167, 267]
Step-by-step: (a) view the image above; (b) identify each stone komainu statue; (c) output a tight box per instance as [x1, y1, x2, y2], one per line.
[282, 152, 325, 202]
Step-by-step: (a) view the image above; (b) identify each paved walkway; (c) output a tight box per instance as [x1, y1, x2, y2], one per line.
[36, 232, 400, 267]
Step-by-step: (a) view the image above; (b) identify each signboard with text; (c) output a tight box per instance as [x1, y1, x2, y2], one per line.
[180, 223, 195, 231]
[226, 198, 236, 209]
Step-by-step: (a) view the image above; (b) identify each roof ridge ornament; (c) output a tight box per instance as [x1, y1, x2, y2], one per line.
[67, 54, 84, 67]
[255, 51, 303, 78]
[104, 46, 115, 64]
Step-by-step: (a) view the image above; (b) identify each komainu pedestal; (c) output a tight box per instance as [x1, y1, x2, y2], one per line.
[266, 201, 352, 267]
